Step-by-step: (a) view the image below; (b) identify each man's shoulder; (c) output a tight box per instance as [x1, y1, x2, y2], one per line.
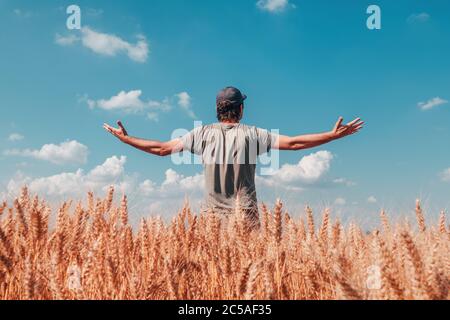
[239, 124, 271, 134]
[238, 123, 256, 130]
[200, 123, 265, 134]
[200, 123, 255, 130]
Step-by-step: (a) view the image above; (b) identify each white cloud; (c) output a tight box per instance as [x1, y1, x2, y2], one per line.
[5, 156, 126, 197]
[147, 112, 160, 122]
[177, 92, 191, 109]
[4, 140, 88, 165]
[257, 0, 294, 13]
[2, 150, 354, 221]
[87, 90, 172, 113]
[55, 26, 149, 63]
[255, 175, 303, 192]
[159, 169, 205, 197]
[2, 157, 205, 221]
[272, 151, 333, 183]
[2, 172, 30, 200]
[8, 133, 24, 142]
[418, 97, 448, 111]
[255, 151, 334, 193]
[86, 8, 103, 17]
[13, 9, 33, 18]
[55, 33, 79, 46]
[407, 13, 430, 24]
[87, 155, 126, 183]
[177, 92, 196, 119]
[333, 178, 356, 187]
[334, 197, 346, 206]
[81, 27, 149, 62]
[89, 90, 144, 112]
[440, 168, 450, 182]
[27, 170, 86, 197]
[139, 179, 157, 196]
[87, 90, 194, 120]
[367, 196, 377, 204]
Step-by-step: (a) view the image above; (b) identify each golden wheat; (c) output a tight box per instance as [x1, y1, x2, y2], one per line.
[0, 187, 448, 300]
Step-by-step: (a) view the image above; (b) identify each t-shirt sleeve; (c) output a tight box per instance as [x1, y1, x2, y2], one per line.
[255, 127, 278, 155]
[180, 126, 204, 155]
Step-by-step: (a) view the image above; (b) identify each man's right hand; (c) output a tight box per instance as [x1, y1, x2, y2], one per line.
[331, 117, 364, 140]
[103, 121, 129, 143]
[103, 121, 181, 157]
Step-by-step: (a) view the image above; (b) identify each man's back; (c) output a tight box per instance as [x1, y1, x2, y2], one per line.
[181, 123, 275, 214]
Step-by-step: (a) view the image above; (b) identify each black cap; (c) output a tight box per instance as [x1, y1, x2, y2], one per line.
[216, 87, 247, 106]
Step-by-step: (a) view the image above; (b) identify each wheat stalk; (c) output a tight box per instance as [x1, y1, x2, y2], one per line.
[0, 187, 447, 300]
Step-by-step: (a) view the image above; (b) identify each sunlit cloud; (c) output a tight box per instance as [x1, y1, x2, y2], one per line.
[177, 92, 197, 119]
[256, 0, 295, 13]
[367, 196, 377, 204]
[8, 133, 24, 142]
[87, 90, 195, 121]
[440, 168, 450, 182]
[55, 26, 149, 63]
[407, 13, 430, 24]
[418, 97, 448, 111]
[4, 140, 88, 165]
[334, 197, 346, 206]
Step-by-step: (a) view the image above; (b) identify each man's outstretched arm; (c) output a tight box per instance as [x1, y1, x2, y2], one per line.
[103, 121, 182, 157]
[275, 117, 364, 151]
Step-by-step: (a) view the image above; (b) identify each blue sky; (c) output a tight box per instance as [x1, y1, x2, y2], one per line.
[1, 0, 449, 225]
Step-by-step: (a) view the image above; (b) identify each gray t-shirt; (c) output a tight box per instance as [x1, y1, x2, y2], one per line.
[181, 123, 276, 215]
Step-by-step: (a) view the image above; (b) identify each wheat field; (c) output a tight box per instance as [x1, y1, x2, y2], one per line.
[0, 187, 448, 300]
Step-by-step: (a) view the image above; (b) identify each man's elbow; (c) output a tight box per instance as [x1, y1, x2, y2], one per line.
[290, 145, 303, 151]
[158, 143, 175, 157]
[288, 142, 308, 151]
[158, 148, 172, 157]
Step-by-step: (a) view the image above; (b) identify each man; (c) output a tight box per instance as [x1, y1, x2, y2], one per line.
[104, 87, 363, 223]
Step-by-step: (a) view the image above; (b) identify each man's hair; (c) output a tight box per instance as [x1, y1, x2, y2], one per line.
[216, 100, 242, 122]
